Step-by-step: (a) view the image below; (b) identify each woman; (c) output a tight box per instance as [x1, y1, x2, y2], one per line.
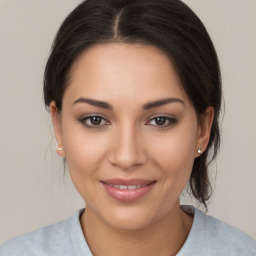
[1, 0, 256, 255]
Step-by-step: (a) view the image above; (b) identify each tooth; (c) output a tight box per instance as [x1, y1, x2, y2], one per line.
[110, 184, 145, 189]
[128, 185, 137, 189]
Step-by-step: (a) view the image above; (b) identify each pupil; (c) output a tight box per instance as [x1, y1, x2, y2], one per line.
[91, 116, 101, 125]
[155, 117, 166, 125]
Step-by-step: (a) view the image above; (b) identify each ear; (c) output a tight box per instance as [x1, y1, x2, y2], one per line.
[50, 101, 65, 157]
[195, 106, 214, 158]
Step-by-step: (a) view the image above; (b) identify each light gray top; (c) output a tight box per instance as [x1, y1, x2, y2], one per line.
[1, 205, 256, 255]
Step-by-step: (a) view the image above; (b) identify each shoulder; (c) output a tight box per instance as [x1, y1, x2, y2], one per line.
[179, 205, 256, 255]
[204, 211, 256, 249]
[205, 212, 256, 254]
[0, 213, 75, 256]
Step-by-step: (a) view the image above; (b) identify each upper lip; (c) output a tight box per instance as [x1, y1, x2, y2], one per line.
[101, 179, 156, 186]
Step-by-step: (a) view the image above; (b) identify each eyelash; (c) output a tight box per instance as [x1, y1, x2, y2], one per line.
[146, 115, 177, 128]
[78, 115, 109, 130]
[78, 115, 177, 130]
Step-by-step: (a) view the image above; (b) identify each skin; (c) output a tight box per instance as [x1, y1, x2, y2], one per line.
[50, 43, 214, 256]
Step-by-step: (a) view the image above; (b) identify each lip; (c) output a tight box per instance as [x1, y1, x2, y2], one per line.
[102, 178, 154, 186]
[101, 179, 156, 202]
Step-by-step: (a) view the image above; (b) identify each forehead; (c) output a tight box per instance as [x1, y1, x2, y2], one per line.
[64, 43, 189, 106]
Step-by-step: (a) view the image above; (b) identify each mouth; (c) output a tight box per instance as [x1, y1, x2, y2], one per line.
[100, 179, 157, 202]
[105, 183, 150, 189]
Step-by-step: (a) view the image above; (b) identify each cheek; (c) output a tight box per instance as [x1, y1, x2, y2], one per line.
[149, 122, 198, 183]
[61, 121, 108, 189]
[65, 135, 104, 170]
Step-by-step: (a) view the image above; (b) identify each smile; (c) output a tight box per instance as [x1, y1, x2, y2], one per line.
[108, 184, 148, 189]
[101, 179, 156, 202]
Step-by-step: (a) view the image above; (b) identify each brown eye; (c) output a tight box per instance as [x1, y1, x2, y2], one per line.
[79, 115, 109, 129]
[90, 116, 102, 125]
[155, 117, 167, 126]
[148, 116, 177, 128]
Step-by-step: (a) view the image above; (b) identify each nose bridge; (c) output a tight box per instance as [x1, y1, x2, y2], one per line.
[109, 120, 146, 169]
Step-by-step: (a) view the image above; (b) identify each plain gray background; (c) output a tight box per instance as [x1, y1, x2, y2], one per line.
[0, 0, 255, 243]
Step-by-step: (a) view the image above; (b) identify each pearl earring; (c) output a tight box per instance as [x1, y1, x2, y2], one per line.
[197, 147, 202, 154]
[56, 144, 64, 152]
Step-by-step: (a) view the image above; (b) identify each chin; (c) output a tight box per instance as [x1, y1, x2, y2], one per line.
[100, 205, 161, 231]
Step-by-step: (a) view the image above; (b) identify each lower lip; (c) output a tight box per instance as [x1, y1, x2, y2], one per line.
[101, 182, 156, 202]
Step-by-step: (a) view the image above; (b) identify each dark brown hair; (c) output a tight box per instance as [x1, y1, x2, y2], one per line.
[44, 0, 222, 209]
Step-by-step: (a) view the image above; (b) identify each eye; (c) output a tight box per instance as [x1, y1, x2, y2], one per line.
[147, 116, 177, 128]
[79, 115, 109, 129]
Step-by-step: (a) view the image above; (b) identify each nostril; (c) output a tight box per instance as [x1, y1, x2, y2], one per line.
[107, 132, 148, 169]
[109, 152, 146, 169]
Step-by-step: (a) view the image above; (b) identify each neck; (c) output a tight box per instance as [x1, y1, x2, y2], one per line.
[80, 202, 193, 256]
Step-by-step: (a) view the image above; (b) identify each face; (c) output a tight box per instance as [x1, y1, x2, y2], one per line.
[51, 43, 213, 230]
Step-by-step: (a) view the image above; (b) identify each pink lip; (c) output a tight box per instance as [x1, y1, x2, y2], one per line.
[101, 179, 156, 202]
[102, 178, 154, 186]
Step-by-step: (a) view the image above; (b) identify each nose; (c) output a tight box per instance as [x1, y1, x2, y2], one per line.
[108, 124, 147, 170]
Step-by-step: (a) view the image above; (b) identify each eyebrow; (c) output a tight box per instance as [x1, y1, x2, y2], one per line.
[72, 97, 184, 110]
[142, 97, 184, 110]
[72, 97, 113, 110]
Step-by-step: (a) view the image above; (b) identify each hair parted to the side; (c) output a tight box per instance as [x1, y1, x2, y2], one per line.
[44, 0, 222, 210]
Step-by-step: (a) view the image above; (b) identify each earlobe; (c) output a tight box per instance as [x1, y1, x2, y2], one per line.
[50, 101, 65, 157]
[195, 106, 214, 157]
[56, 145, 65, 157]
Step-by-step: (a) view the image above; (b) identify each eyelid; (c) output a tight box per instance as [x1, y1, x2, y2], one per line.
[146, 114, 177, 128]
[147, 113, 176, 121]
[78, 114, 110, 129]
[78, 113, 177, 130]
